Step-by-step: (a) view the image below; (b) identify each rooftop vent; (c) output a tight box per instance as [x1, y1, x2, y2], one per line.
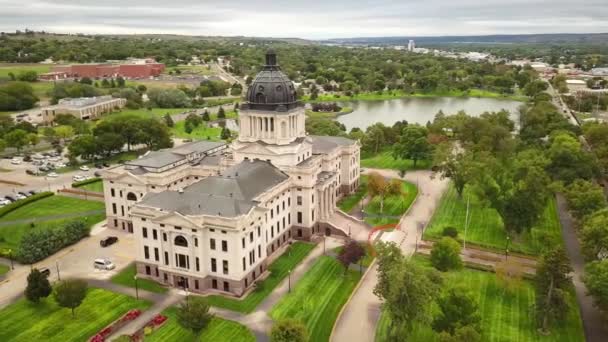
[178, 188, 184, 193]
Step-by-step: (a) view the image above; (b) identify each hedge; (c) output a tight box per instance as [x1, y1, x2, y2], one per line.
[72, 177, 102, 188]
[16, 220, 89, 264]
[0, 192, 54, 219]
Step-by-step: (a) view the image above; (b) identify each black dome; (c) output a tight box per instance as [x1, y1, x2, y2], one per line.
[244, 50, 299, 111]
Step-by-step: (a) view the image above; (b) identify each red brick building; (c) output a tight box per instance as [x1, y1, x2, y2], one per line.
[52, 60, 165, 79]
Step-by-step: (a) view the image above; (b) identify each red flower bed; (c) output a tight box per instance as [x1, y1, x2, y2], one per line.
[88, 309, 143, 342]
[151, 314, 167, 327]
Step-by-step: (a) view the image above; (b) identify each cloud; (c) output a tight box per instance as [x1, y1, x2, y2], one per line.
[1, 0, 607, 39]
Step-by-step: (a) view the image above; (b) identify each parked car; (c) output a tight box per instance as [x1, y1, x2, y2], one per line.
[94, 163, 103, 169]
[93, 258, 116, 270]
[46, 164, 56, 170]
[47, 172, 58, 178]
[79, 165, 90, 171]
[28, 190, 37, 195]
[39, 166, 49, 172]
[100, 236, 119, 247]
[0, 198, 11, 206]
[4, 195, 15, 202]
[32, 160, 43, 166]
[102, 162, 110, 167]
[10, 158, 21, 165]
[38, 267, 51, 277]
[26, 169, 40, 175]
[17, 191, 30, 197]
[72, 175, 86, 182]
[32, 154, 44, 160]
[55, 162, 66, 168]
[23, 155, 32, 162]
[94, 171, 102, 177]
[49, 156, 62, 162]
[14, 193, 26, 200]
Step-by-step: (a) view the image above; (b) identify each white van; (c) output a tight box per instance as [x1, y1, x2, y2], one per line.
[93, 258, 116, 270]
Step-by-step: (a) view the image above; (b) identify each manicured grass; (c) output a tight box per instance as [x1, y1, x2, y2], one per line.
[0, 64, 52, 79]
[364, 180, 418, 226]
[0, 287, 151, 342]
[171, 120, 222, 141]
[147, 307, 255, 342]
[0, 195, 104, 221]
[111, 263, 168, 294]
[361, 150, 431, 171]
[77, 180, 104, 192]
[270, 256, 363, 342]
[375, 257, 584, 342]
[305, 107, 353, 119]
[166, 65, 216, 75]
[302, 89, 528, 103]
[424, 184, 563, 255]
[0, 213, 105, 251]
[206, 242, 315, 313]
[108, 107, 191, 119]
[0, 263, 9, 276]
[337, 175, 368, 213]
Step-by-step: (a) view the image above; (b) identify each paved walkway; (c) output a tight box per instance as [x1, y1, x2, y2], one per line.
[556, 194, 608, 342]
[328, 210, 371, 241]
[331, 169, 449, 342]
[0, 209, 105, 227]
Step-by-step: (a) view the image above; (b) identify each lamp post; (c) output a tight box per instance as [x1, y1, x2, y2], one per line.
[288, 270, 291, 293]
[348, 224, 351, 237]
[8, 249, 14, 270]
[56, 260, 61, 281]
[323, 235, 326, 255]
[133, 275, 139, 300]
[505, 236, 511, 261]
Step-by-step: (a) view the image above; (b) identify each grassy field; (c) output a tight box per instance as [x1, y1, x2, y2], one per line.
[361, 150, 431, 171]
[207, 242, 315, 313]
[166, 65, 216, 75]
[0, 263, 9, 276]
[424, 184, 563, 255]
[302, 89, 528, 103]
[0, 64, 52, 79]
[110, 263, 168, 294]
[375, 257, 584, 342]
[338, 175, 368, 213]
[0, 288, 151, 342]
[107, 107, 190, 119]
[305, 107, 353, 119]
[147, 307, 254, 342]
[171, 120, 223, 141]
[77, 180, 104, 192]
[0, 214, 105, 251]
[365, 180, 418, 226]
[0, 195, 104, 221]
[270, 256, 362, 342]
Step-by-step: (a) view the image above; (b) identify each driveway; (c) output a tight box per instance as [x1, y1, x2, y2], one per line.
[0, 220, 136, 309]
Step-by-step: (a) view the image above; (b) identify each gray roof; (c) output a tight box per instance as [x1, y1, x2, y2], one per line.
[126, 141, 226, 169]
[310, 135, 357, 154]
[138, 160, 289, 217]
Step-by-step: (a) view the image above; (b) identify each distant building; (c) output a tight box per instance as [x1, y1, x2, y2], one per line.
[407, 40, 416, 52]
[566, 79, 588, 94]
[41, 96, 126, 123]
[590, 68, 608, 77]
[51, 59, 165, 79]
[38, 71, 68, 81]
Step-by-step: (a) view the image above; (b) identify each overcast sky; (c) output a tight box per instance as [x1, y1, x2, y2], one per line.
[1, 0, 607, 39]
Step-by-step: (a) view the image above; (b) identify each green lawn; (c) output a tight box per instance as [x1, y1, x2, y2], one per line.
[270, 256, 363, 342]
[361, 150, 431, 171]
[0, 195, 104, 221]
[0, 213, 105, 251]
[0, 288, 151, 342]
[375, 258, 584, 342]
[166, 65, 216, 76]
[302, 89, 527, 103]
[424, 184, 563, 255]
[171, 120, 223, 141]
[338, 175, 368, 213]
[364, 180, 418, 226]
[0, 263, 9, 276]
[111, 263, 168, 294]
[76, 180, 104, 192]
[207, 242, 315, 313]
[147, 307, 254, 342]
[108, 107, 191, 119]
[0, 64, 52, 79]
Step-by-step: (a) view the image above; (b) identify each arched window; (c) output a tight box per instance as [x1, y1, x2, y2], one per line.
[126, 192, 137, 201]
[174, 235, 188, 247]
[281, 121, 287, 137]
[256, 93, 266, 103]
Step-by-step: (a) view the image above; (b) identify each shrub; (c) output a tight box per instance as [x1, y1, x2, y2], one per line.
[0, 192, 53, 218]
[430, 237, 463, 271]
[16, 220, 89, 264]
[442, 226, 459, 238]
[72, 177, 101, 188]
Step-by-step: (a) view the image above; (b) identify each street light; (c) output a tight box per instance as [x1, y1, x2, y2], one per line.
[323, 235, 326, 255]
[288, 270, 292, 293]
[56, 261, 61, 281]
[133, 275, 139, 300]
[348, 224, 351, 237]
[8, 249, 14, 270]
[505, 236, 511, 261]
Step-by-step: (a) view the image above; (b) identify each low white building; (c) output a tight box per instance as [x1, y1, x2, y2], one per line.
[41, 96, 126, 124]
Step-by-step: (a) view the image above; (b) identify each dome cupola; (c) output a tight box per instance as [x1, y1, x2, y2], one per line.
[244, 50, 299, 111]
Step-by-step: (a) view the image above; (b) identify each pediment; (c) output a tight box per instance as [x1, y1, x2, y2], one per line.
[109, 172, 146, 185]
[154, 211, 199, 228]
[234, 143, 277, 155]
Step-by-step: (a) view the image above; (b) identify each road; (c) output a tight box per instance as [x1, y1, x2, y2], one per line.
[211, 62, 246, 87]
[0, 221, 136, 309]
[331, 169, 449, 342]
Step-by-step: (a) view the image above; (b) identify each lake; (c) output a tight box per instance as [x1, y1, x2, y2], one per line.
[336, 97, 524, 131]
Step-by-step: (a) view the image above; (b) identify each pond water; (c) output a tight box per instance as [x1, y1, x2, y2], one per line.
[336, 97, 523, 131]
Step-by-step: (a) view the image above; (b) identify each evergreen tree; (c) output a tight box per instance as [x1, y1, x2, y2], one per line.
[25, 269, 52, 303]
[217, 106, 226, 119]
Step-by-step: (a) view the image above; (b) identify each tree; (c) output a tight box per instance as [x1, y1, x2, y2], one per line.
[163, 113, 174, 127]
[55, 125, 75, 143]
[547, 131, 598, 184]
[583, 260, 608, 314]
[185, 113, 202, 128]
[202, 110, 210, 121]
[362, 123, 386, 154]
[494, 259, 525, 293]
[0, 138, 5, 152]
[116, 76, 125, 87]
[147, 88, 191, 108]
[270, 319, 308, 342]
[433, 145, 473, 198]
[176, 296, 213, 337]
[4, 129, 28, 152]
[54, 279, 88, 317]
[79, 77, 92, 85]
[217, 106, 226, 119]
[221, 127, 231, 140]
[393, 125, 431, 167]
[430, 237, 462, 271]
[25, 268, 52, 303]
[438, 325, 482, 342]
[564, 180, 607, 221]
[374, 241, 441, 340]
[27, 132, 39, 147]
[535, 248, 572, 333]
[16, 70, 38, 82]
[367, 172, 402, 214]
[337, 240, 365, 274]
[184, 121, 194, 134]
[580, 209, 608, 261]
[432, 286, 481, 335]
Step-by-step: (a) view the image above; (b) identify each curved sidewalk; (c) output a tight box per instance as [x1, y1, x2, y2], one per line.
[331, 169, 449, 342]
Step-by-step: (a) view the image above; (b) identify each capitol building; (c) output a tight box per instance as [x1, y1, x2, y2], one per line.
[101, 51, 361, 296]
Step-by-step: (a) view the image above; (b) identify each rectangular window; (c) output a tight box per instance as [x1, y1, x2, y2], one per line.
[258, 245, 261, 258]
[222, 260, 229, 275]
[152, 229, 157, 240]
[283, 217, 286, 229]
[249, 232, 254, 242]
[270, 209, 274, 219]
[144, 246, 149, 259]
[242, 237, 245, 249]
[221, 240, 228, 252]
[121, 206, 125, 216]
[196, 257, 200, 271]
[312, 209, 315, 221]
[145, 266, 151, 275]
[288, 197, 291, 206]
[210, 238, 216, 250]
[163, 232, 167, 241]
[195, 238, 198, 247]
[297, 212, 302, 224]
[282, 201, 285, 210]
[276, 205, 279, 214]
[288, 213, 291, 224]
[212, 279, 218, 289]
[177, 254, 188, 269]
[312, 194, 314, 203]
[112, 203, 117, 214]
[242, 257, 246, 271]
[154, 247, 159, 261]
[111, 188, 115, 197]
[142, 227, 148, 238]
[194, 280, 199, 290]
[164, 251, 169, 265]
[211, 258, 217, 272]
[297, 196, 302, 205]
[257, 226, 261, 237]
